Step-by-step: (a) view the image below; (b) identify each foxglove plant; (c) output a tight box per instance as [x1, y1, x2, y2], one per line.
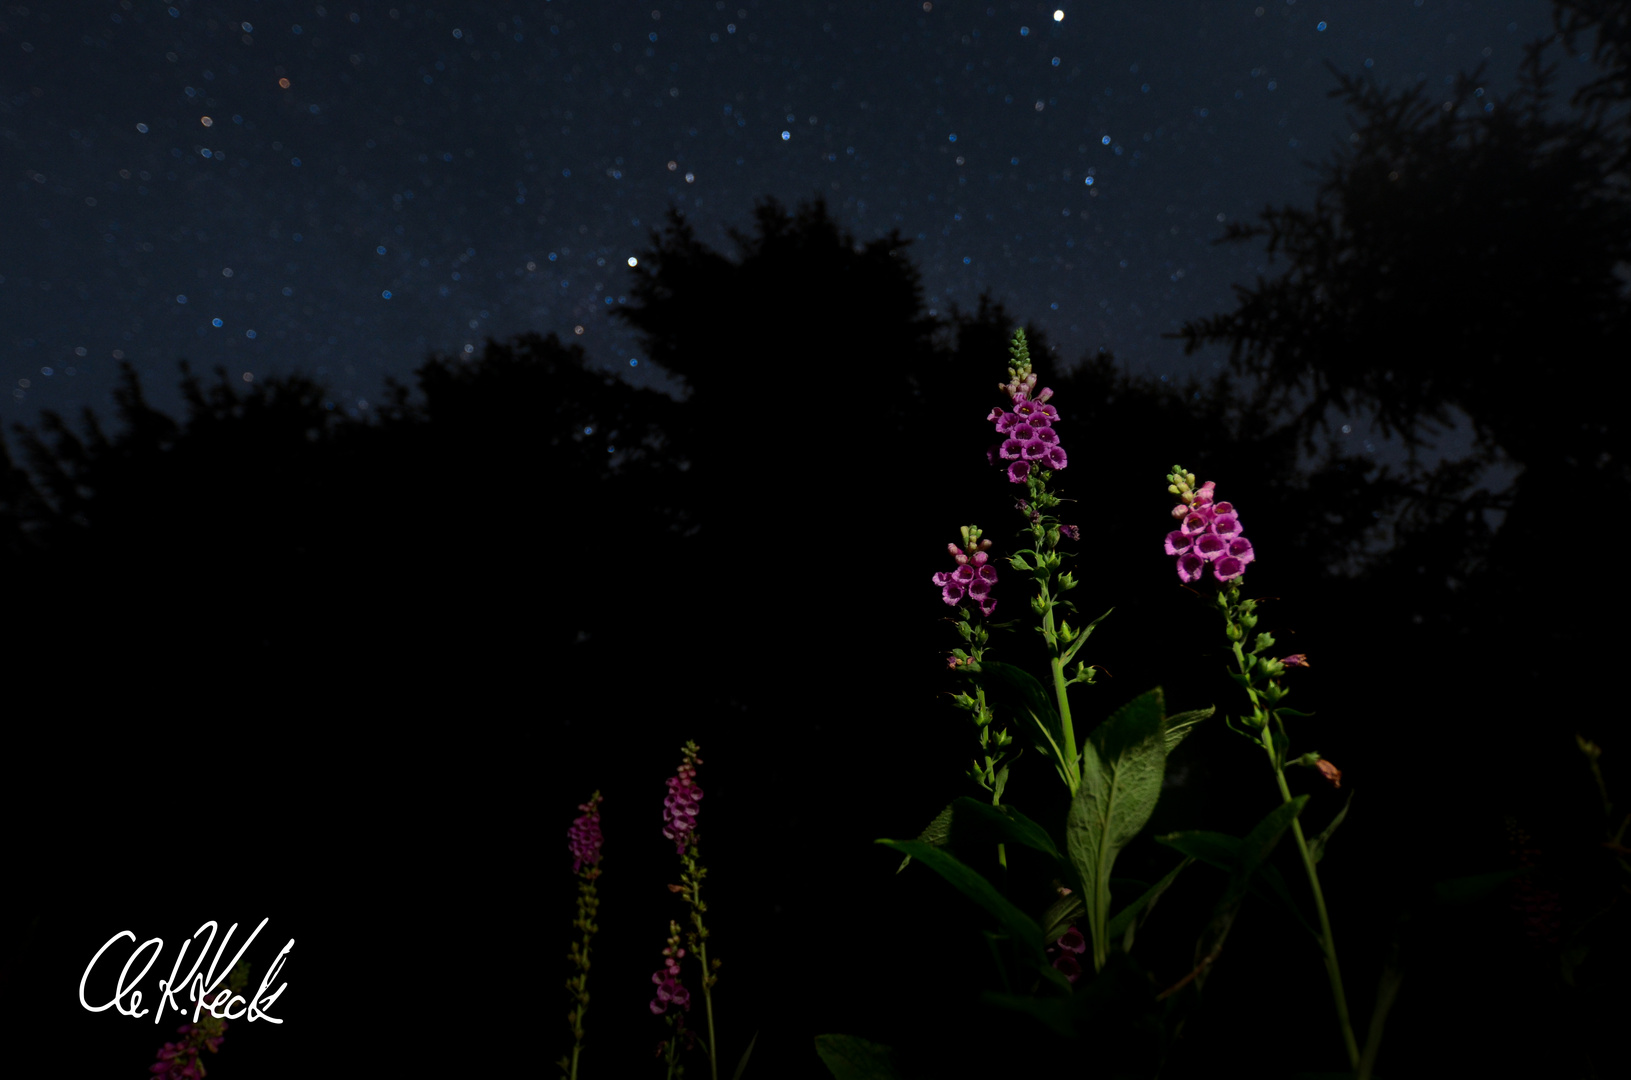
[651, 919, 696, 1080]
[889, 329, 1218, 999]
[148, 960, 250, 1080]
[1163, 465, 1360, 1070]
[656, 741, 750, 1080]
[560, 791, 604, 1080]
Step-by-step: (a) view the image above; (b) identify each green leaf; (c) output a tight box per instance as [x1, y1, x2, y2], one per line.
[1162, 706, 1214, 754]
[979, 659, 1067, 766]
[1162, 798, 1309, 993]
[730, 1031, 759, 1080]
[1252, 862, 1319, 940]
[946, 797, 1062, 861]
[1230, 797, 1310, 908]
[813, 1035, 904, 1080]
[1039, 892, 1085, 946]
[1275, 708, 1317, 719]
[1067, 688, 1170, 969]
[895, 803, 955, 874]
[1307, 790, 1354, 865]
[979, 992, 1079, 1040]
[1107, 857, 1194, 953]
[1060, 606, 1114, 666]
[1008, 553, 1034, 571]
[1156, 831, 1316, 940]
[1154, 830, 1243, 871]
[878, 839, 1048, 973]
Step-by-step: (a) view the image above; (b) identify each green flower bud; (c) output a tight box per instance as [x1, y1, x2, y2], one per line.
[1241, 612, 1259, 629]
[1226, 623, 1245, 641]
[1058, 571, 1079, 591]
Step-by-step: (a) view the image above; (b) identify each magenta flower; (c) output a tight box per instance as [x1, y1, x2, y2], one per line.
[933, 537, 998, 617]
[1047, 926, 1088, 984]
[650, 921, 693, 1016]
[150, 1022, 220, 1080]
[662, 745, 704, 855]
[1165, 475, 1253, 583]
[989, 389, 1065, 483]
[568, 792, 604, 873]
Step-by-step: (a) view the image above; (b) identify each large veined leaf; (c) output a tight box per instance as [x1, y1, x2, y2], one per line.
[1066, 688, 1170, 971]
[813, 1035, 904, 1080]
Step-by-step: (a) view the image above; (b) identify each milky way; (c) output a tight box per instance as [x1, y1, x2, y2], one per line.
[1, 0, 1584, 439]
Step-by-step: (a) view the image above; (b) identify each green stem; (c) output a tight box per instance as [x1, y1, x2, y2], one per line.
[569, 1041, 581, 1080]
[1267, 747, 1361, 1071]
[698, 939, 719, 1080]
[1224, 588, 1358, 1070]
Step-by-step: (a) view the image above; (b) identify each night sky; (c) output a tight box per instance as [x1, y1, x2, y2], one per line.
[0, 0, 1592, 448]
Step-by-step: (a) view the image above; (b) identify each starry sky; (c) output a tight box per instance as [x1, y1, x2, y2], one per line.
[0, 0, 1593, 443]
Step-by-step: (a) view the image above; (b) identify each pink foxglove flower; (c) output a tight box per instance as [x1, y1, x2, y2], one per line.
[662, 744, 704, 855]
[1046, 926, 1088, 984]
[1164, 470, 1255, 583]
[650, 920, 693, 1016]
[988, 380, 1066, 484]
[568, 792, 604, 873]
[933, 537, 998, 617]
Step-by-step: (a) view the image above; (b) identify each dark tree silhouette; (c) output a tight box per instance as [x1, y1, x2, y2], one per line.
[1167, 34, 1631, 665]
[2, 333, 685, 714]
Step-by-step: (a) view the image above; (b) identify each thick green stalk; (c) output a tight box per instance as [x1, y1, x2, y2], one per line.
[1041, 583, 1079, 796]
[1266, 746, 1361, 1070]
[698, 938, 719, 1080]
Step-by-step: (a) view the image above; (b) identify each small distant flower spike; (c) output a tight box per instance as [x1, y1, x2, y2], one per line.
[659, 741, 730, 1080]
[662, 746, 704, 856]
[568, 792, 604, 874]
[563, 792, 605, 1080]
[150, 960, 250, 1080]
